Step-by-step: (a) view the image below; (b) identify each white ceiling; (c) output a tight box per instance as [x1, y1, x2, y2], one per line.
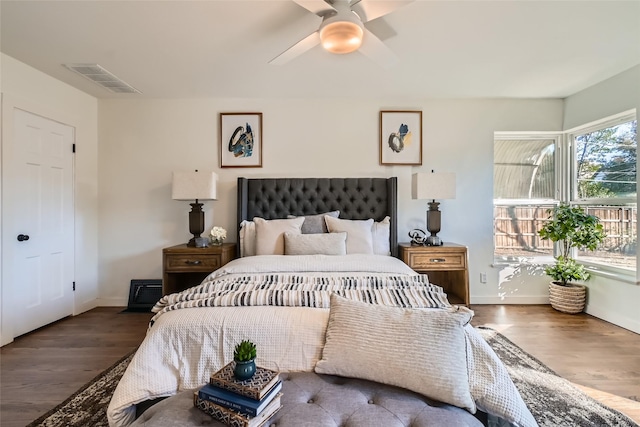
[2, 0, 639, 100]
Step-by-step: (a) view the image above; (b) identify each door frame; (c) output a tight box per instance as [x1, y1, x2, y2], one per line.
[1, 94, 77, 345]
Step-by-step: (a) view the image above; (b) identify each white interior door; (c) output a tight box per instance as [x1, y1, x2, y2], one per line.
[5, 109, 75, 337]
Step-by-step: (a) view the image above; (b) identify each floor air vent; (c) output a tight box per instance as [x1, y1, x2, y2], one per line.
[123, 279, 162, 312]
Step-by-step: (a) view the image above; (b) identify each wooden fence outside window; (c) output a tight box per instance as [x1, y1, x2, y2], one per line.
[494, 205, 637, 260]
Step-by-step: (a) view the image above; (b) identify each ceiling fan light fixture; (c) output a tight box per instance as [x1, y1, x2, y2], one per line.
[320, 20, 363, 54]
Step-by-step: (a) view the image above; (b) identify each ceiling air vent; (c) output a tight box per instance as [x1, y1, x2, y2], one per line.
[63, 63, 141, 94]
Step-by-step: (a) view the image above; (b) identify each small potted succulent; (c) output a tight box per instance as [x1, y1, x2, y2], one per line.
[233, 339, 257, 380]
[538, 203, 606, 313]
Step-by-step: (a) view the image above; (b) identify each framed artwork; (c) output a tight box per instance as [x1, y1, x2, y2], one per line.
[220, 112, 263, 168]
[379, 110, 422, 165]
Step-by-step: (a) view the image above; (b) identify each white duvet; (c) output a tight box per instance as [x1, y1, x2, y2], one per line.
[107, 255, 536, 427]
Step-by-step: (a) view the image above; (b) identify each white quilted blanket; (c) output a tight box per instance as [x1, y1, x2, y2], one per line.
[107, 255, 536, 427]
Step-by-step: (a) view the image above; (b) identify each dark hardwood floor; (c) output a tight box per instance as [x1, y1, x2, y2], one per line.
[1, 305, 639, 426]
[470, 304, 640, 423]
[471, 305, 640, 400]
[1, 307, 153, 427]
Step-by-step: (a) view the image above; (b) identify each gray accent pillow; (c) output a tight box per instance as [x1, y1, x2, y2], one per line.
[284, 232, 347, 256]
[315, 294, 476, 412]
[287, 211, 339, 234]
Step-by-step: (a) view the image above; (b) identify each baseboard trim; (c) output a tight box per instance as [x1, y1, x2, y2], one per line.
[96, 297, 128, 307]
[585, 305, 640, 334]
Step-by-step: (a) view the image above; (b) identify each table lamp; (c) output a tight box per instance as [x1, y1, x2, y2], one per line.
[411, 171, 456, 246]
[172, 170, 218, 247]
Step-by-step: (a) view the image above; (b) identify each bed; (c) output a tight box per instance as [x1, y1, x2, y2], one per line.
[107, 177, 536, 427]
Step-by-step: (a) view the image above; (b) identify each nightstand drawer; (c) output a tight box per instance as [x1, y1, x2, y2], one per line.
[164, 254, 221, 272]
[162, 243, 236, 295]
[399, 242, 470, 306]
[406, 252, 466, 270]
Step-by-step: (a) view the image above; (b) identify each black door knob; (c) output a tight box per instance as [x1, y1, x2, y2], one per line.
[17, 234, 30, 242]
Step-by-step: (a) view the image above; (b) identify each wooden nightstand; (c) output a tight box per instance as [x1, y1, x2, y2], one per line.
[399, 242, 470, 306]
[162, 243, 236, 295]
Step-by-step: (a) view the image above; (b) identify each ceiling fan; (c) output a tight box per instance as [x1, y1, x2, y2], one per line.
[269, 0, 414, 67]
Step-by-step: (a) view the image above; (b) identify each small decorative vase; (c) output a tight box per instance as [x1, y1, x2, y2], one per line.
[233, 359, 256, 380]
[210, 238, 224, 246]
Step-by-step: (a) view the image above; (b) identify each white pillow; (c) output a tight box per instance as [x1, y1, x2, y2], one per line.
[372, 216, 391, 256]
[284, 232, 347, 256]
[243, 215, 390, 257]
[254, 217, 305, 255]
[315, 294, 476, 412]
[324, 216, 374, 254]
[239, 220, 256, 257]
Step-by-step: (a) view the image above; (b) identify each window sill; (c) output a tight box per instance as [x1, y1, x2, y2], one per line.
[582, 264, 638, 285]
[492, 259, 639, 285]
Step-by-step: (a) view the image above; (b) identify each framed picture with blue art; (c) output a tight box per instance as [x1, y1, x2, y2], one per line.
[220, 112, 263, 168]
[379, 110, 422, 165]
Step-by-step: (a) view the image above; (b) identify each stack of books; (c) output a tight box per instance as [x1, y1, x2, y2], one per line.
[193, 362, 282, 427]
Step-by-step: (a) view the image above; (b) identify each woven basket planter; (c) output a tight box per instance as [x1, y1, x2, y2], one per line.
[549, 282, 586, 314]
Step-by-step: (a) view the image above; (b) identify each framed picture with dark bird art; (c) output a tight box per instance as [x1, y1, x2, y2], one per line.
[379, 110, 422, 165]
[220, 112, 263, 168]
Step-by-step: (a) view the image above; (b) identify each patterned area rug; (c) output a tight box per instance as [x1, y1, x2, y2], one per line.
[27, 329, 639, 427]
[477, 326, 639, 427]
[26, 350, 136, 427]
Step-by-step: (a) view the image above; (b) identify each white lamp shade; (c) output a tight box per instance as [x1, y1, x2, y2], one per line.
[172, 171, 217, 201]
[412, 172, 456, 200]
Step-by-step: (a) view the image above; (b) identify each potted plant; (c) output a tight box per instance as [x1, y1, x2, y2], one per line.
[538, 203, 606, 313]
[233, 339, 257, 380]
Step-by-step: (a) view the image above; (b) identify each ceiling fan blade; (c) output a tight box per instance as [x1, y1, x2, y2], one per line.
[359, 28, 398, 68]
[351, 0, 414, 23]
[269, 31, 321, 65]
[293, 0, 336, 16]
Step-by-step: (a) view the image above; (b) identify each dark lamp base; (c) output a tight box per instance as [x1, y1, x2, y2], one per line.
[186, 201, 205, 246]
[426, 200, 443, 246]
[425, 235, 443, 246]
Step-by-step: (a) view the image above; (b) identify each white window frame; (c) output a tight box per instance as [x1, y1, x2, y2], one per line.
[566, 110, 637, 206]
[494, 109, 638, 283]
[565, 110, 637, 279]
[493, 132, 561, 265]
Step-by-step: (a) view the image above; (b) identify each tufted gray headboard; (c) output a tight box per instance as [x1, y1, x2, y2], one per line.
[237, 177, 398, 257]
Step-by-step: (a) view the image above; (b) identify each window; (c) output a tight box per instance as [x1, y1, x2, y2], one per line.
[574, 120, 636, 200]
[571, 115, 637, 270]
[494, 111, 637, 273]
[493, 135, 559, 262]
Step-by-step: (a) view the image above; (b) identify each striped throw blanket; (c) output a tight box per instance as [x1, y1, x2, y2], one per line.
[151, 273, 452, 323]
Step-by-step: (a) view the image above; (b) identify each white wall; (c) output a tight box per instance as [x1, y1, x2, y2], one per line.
[564, 65, 640, 130]
[97, 97, 562, 306]
[491, 66, 640, 334]
[563, 65, 640, 333]
[0, 54, 99, 344]
[4, 52, 636, 336]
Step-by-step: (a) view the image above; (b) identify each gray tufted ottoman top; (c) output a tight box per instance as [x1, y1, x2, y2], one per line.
[131, 372, 484, 427]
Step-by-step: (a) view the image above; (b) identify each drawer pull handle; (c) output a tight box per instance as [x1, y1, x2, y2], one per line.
[185, 260, 202, 265]
[430, 258, 446, 263]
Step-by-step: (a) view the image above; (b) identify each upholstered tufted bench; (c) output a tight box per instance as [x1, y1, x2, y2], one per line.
[130, 372, 484, 427]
